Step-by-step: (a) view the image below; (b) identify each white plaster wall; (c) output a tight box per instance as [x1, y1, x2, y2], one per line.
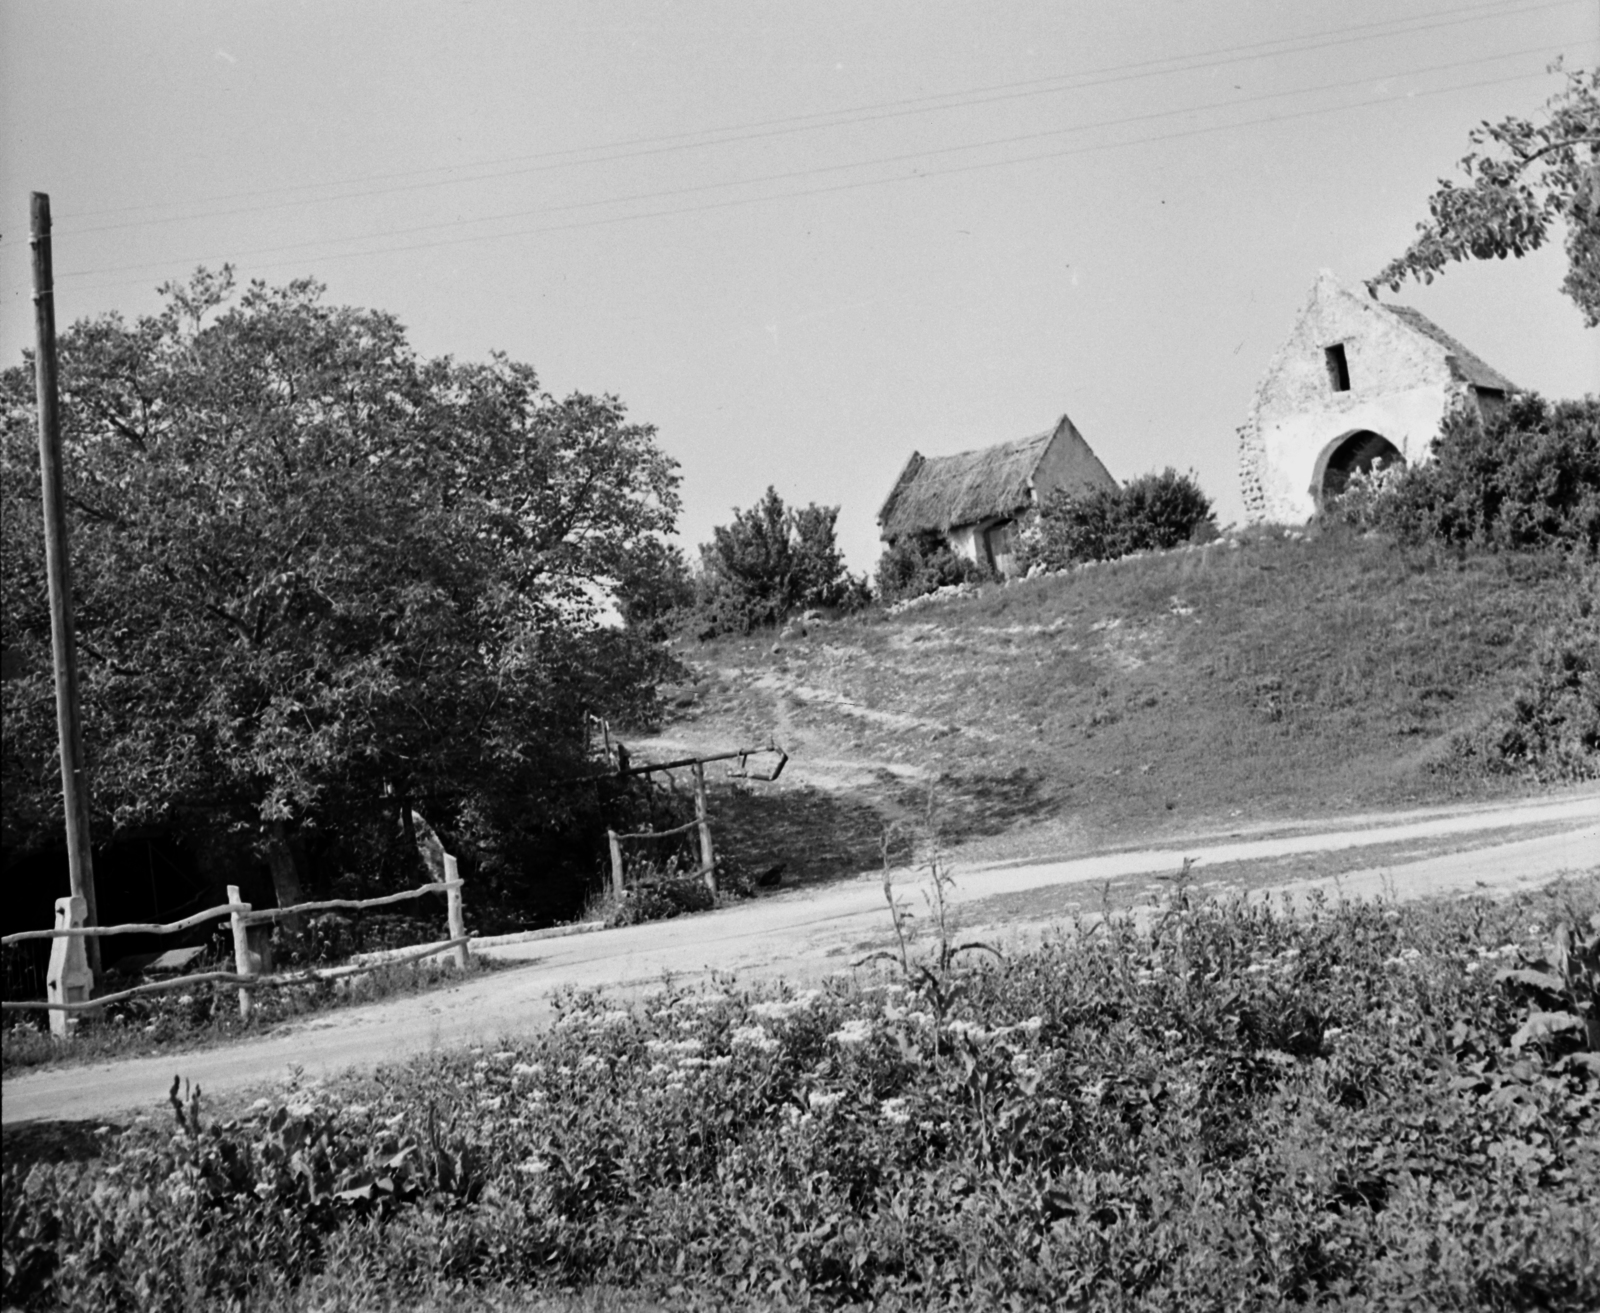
[947, 523, 982, 564]
[1257, 384, 1452, 522]
[1245, 271, 1463, 522]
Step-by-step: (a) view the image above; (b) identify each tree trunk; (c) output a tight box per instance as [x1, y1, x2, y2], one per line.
[264, 820, 304, 931]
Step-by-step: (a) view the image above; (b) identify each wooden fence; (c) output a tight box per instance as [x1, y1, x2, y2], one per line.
[1, 854, 468, 1040]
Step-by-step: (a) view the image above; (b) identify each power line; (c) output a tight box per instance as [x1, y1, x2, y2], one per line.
[47, 43, 1581, 282]
[53, 0, 1586, 235]
[46, 62, 1574, 302]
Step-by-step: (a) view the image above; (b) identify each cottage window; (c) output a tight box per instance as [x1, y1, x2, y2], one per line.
[1324, 344, 1351, 393]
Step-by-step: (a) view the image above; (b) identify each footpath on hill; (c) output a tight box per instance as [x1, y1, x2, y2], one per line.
[4, 789, 1594, 1128]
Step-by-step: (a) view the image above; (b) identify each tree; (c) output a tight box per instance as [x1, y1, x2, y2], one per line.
[613, 537, 695, 640]
[1370, 65, 1600, 326]
[695, 487, 862, 634]
[1, 269, 682, 912]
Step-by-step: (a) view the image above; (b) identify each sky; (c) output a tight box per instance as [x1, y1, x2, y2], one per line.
[3, 0, 1597, 573]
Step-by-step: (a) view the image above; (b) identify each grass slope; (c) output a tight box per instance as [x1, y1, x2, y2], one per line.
[659, 530, 1595, 878]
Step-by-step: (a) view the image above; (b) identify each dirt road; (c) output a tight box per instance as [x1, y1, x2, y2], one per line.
[5, 790, 1594, 1126]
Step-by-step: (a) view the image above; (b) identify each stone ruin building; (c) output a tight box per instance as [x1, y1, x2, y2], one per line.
[1238, 270, 1518, 523]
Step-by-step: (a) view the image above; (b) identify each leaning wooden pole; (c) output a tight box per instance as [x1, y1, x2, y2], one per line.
[31, 191, 100, 977]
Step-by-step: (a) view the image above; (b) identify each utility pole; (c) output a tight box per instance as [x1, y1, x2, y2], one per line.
[31, 191, 100, 977]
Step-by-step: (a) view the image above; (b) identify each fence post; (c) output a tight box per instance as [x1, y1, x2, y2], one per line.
[443, 852, 469, 969]
[608, 830, 624, 898]
[692, 761, 716, 896]
[227, 885, 255, 1020]
[45, 894, 91, 1041]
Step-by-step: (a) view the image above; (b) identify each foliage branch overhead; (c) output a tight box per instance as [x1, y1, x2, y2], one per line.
[1369, 65, 1600, 326]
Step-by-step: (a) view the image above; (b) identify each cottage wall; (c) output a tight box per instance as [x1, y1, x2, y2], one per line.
[1030, 415, 1118, 503]
[1242, 272, 1472, 523]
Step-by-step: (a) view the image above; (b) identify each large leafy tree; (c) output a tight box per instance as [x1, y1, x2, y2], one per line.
[1370, 65, 1600, 326]
[1, 269, 681, 908]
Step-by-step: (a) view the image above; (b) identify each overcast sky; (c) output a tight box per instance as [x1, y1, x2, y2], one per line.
[3, 0, 1596, 571]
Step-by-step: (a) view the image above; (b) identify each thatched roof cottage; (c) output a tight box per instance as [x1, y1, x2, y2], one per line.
[1238, 271, 1518, 522]
[878, 414, 1117, 577]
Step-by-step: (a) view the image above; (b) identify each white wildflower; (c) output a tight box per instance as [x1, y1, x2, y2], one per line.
[491, 1050, 516, 1063]
[807, 1090, 844, 1113]
[830, 1018, 874, 1046]
[599, 1009, 632, 1028]
[669, 1038, 704, 1057]
[730, 1025, 779, 1053]
[879, 1097, 911, 1125]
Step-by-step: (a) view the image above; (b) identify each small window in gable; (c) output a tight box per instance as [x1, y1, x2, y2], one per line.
[1324, 344, 1351, 393]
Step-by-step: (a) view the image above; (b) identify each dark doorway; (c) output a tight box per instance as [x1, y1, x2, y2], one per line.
[1319, 430, 1403, 505]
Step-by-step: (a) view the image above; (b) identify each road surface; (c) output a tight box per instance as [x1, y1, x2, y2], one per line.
[4, 790, 1594, 1126]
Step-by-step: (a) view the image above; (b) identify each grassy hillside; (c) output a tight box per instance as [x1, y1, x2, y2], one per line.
[644, 528, 1596, 881]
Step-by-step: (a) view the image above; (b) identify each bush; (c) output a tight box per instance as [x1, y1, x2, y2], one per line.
[7, 881, 1598, 1310]
[1027, 468, 1215, 570]
[1439, 573, 1600, 781]
[694, 489, 868, 636]
[874, 529, 993, 602]
[1329, 393, 1600, 553]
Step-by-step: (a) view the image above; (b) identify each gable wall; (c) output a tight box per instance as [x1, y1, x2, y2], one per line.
[1031, 417, 1119, 504]
[1244, 273, 1465, 522]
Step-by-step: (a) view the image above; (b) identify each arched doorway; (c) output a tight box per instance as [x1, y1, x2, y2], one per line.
[1315, 430, 1404, 507]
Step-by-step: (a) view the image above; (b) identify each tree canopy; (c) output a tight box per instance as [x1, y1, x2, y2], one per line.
[1, 269, 681, 901]
[1370, 65, 1600, 326]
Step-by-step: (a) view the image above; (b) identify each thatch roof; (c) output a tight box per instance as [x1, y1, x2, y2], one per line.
[1382, 305, 1518, 392]
[878, 416, 1112, 541]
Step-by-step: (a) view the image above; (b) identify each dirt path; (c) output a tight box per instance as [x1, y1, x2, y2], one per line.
[5, 791, 1594, 1126]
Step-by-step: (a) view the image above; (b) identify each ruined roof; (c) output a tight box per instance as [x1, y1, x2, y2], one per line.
[878, 431, 1053, 541]
[1382, 305, 1519, 392]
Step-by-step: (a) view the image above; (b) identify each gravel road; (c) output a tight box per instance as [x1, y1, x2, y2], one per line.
[5, 790, 1594, 1126]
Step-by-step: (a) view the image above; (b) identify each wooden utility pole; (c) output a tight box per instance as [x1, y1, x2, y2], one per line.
[31, 191, 100, 976]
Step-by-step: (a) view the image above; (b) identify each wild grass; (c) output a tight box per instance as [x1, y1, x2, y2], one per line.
[669, 529, 1594, 871]
[6, 873, 1597, 1311]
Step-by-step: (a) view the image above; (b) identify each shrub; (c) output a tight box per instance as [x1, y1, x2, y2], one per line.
[695, 489, 867, 636]
[874, 529, 993, 602]
[1330, 393, 1600, 553]
[1026, 468, 1215, 570]
[1438, 572, 1600, 781]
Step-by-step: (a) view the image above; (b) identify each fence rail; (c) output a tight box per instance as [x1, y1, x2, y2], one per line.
[2, 936, 471, 1013]
[13, 850, 470, 1039]
[3, 903, 239, 945]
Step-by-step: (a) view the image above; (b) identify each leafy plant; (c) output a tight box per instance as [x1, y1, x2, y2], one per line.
[1370, 64, 1600, 326]
[1025, 467, 1215, 570]
[874, 528, 992, 602]
[693, 487, 866, 635]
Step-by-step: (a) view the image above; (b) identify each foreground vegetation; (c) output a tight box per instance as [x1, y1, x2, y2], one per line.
[6, 875, 1597, 1311]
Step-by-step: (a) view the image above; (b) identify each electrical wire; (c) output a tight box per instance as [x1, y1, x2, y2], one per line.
[40, 60, 1579, 302]
[52, 0, 1586, 235]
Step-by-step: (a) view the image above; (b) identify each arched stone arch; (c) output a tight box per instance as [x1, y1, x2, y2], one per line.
[1311, 429, 1405, 509]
